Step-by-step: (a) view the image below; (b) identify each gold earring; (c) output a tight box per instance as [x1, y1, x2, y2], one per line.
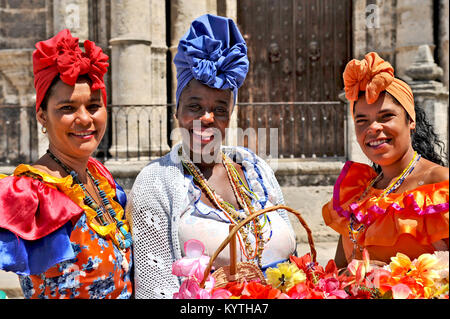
[41, 126, 47, 134]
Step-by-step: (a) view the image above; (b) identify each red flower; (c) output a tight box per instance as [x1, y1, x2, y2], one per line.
[290, 254, 325, 282]
[223, 281, 246, 297]
[324, 259, 339, 277]
[240, 281, 282, 299]
[286, 283, 324, 299]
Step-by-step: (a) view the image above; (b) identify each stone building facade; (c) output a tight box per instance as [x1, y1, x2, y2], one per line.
[0, 0, 448, 243]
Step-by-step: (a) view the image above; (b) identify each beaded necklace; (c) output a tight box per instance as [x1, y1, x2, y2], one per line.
[348, 151, 421, 259]
[46, 150, 132, 271]
[179, 148, 271, 267]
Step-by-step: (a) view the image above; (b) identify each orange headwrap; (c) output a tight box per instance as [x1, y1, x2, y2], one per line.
[343, 52, 415, 122]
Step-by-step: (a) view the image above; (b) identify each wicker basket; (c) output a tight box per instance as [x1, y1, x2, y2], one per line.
[199, 204, 317, 289]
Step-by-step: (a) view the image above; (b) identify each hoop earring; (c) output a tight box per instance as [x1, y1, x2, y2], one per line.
[41, 126, 47, 134]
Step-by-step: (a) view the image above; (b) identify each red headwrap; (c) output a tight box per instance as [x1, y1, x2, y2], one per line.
[33, 29, 109, 112]
[343, 52, 415, 122]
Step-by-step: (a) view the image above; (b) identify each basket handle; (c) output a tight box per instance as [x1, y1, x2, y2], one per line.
[199, 204, 316, 288]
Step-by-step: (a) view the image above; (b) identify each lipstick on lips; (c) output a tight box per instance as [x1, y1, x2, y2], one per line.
[70, 130, 96, 139]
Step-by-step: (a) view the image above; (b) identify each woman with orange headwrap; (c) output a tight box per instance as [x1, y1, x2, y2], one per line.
[0, 29, 132, 298]
[322, 52, 448, 267]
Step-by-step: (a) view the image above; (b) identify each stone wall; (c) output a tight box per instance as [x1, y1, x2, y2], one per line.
[0, 0, 47, 49]
[438, 0, 449, 89]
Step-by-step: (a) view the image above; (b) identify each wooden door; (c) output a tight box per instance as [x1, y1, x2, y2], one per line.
[237, 0, 352, 159]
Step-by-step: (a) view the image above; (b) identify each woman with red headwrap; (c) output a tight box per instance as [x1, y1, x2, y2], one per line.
[0, 29, 132, 299]
[322, 52, 448, 268]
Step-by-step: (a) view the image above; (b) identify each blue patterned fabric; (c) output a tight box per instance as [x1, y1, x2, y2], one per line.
[0, 222, 74, 276]
[114, 180, 127, 210]
[174, 14, 249, 107]
[18, 214, 133, 299]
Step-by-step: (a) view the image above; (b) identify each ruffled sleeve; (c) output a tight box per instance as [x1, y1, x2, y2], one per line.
[0, 175, 83, 240]
[322, 161, 449, 262]
[0, 171, 83, 275]
[322, 161, 377, 235]
[362, 181, 449, 247]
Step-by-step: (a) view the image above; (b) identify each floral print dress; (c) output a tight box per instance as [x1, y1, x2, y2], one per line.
[9, 164, 133, 299]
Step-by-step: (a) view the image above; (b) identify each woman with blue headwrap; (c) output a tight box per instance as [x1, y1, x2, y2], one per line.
[128, 14, 296, 299]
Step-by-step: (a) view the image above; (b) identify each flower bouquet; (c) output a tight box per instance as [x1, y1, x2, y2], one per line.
[173, 239, 448, 299]
[172, 205, 448, 299]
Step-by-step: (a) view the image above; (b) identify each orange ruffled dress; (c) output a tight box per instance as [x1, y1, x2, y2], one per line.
[0, 163, 132, 299]
[322, 161, 449, 263]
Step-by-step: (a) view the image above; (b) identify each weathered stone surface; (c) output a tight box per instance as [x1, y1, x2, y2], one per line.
[52, 0, 89, 41]
[0, 1, 46, 49]
[406, 45, 449, 158]
[406, 45, 444, 81]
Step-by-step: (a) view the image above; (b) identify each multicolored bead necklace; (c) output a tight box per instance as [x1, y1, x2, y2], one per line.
[179, 148, 271, 267]
[348, 151, 421, 259]
[46, 150, 132, 270]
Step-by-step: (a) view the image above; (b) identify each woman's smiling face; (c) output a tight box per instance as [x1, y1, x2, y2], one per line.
[353, 92, 416, 167]
[37, 78, 107, 159]
[176, 79, 233, 161]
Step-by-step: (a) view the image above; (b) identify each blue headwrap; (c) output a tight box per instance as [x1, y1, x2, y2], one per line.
[174, 14, 249, 107]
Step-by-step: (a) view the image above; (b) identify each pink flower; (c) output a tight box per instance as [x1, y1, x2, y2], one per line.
[391, 284, 412, 299]
[173, 278, 209, 299]
[173, 277, 231, 299]
[172, 239, 211, 281]
[317, 277, 348, 299]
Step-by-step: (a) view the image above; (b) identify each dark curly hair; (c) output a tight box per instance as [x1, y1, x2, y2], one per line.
[409, 101, 447, 166]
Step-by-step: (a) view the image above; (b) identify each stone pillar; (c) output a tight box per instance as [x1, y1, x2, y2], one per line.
[438, 0, 449, 89]
[108, 1, 160, 160]
[148, 0, 171, 156]
[0, 49, 38, 163]
[52, 0, 89, 41]
[395, 0, 435, 79]
[352, 0, 396, 61]
[406, 45, 449, 160]
[169, 0, 217, 145]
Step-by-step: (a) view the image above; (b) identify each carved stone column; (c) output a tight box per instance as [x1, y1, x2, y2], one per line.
[438, 0, 449, 89]
[395, 0, 435, 79]
[406, 45, 449, 160]
[52, 0, 89, 41]
[148, 0, 171, 156]
[0, 49, 37, 163]
[108, 0, 158, 160]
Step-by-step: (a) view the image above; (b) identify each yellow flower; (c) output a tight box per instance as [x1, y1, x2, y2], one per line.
[266, 262, 306, 292]
[389, 252, 441, 298]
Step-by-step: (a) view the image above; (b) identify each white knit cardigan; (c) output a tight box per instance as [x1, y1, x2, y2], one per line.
[127, 143, 295, 299]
